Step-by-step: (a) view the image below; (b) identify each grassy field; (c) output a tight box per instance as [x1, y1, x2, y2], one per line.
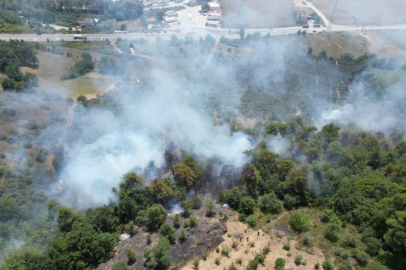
[312, 0, 406, 25]
[21, 51, 121, 98]
[219, 0, 295, 28]
[306, 32, 369, 59]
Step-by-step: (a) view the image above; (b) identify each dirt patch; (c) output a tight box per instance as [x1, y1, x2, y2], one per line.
[184, 212, 325, 270]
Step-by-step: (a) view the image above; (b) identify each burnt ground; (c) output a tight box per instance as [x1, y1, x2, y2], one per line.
[96, 203, 230, 270]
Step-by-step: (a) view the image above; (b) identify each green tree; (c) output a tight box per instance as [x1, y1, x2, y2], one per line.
[239, 196, 256, 216]
[159, 223, 176, 244]
[155, 237, 171, 269]
[322, 260, 334, 270]
[289, 211, 310, 233]
[259, 193, 282, 214]
[174, 163, 197, 188]
[240, 164, 260, 197]
[145, 204, 167, 231]
[191, 195, 202, 209]
[247, 214, 257, 228]
[228, 187, 243, 210]
[149, 178, 175, 204]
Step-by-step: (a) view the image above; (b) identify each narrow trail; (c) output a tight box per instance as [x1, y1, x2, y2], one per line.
[218, 211, 290, 265]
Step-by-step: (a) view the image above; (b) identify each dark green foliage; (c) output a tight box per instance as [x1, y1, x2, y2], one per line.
[145, 204, 167, 231]
[48, 221, 116, 269]
[159, 223, 176, 244]
[247, 215, 257, 228]
[259, 193, 282, 214]
[239, 196, 256, 216]
[127, 249, 136, 264]
[86, 206, 118, 233]
[364, 237, 382, 255]
[227, 187, 243, 210]
[356, 252, 370, 267]
[61, 52, 94, 80]
[275, 258, 285, 270]
[339, 260, 352, 270]
[154, 237, 171, 269]
[322, 260, 334, 270]
[324, 222, 341, 242]
[179, 228, 188, 242]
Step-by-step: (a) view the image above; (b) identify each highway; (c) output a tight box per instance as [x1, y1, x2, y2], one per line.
[1, 23, 406, 43]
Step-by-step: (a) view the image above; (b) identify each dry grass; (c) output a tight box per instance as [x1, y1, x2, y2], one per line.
[219, 0, 295, 28]
[312, 0, 406, 25]
[306, 32, 369, 59]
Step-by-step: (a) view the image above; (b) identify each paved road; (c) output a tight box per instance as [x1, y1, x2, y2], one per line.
[1, 23, 405, 43]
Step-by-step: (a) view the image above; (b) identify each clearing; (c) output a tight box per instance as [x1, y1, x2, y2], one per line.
[312, 0, 406, 26]
[219, 0, 295, 28]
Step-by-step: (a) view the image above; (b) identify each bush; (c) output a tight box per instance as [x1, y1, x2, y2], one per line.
[275, 258, 285, 270]
[189, 216, 197, 228]
[113, 261, 129, 270]
[247, 215, 257, 228]
[159, 223, 176, 244]
[179, 228, 188, 242]
[228, 262, 237, 270]
[303, 233, 312, 246]
[294, 255, 302, 266]
[127, 249, 136, 264]
[239, 196, 256, 215]
[144, 249, 152, 261]
[259, 193, 282, 214]
[238, 213, 247, 222]
[289, 211, 310, 233]
[206, 200, 216, 217]
[227, 187, 243, 209]
[145, 204, 167, 231]
[173, 214, 181, 228]
[191, 195, 202, 209]
[339, 260, 352, 270]
[322, 260, 334, 270]
[356, 252, 370, 267]
[283, 242, 291, 251]
[283, 194, 300, 210]
[342, 233, 358, 247]
[321, 209, 335, 223]
[154, 237, 171, 269]
[364, 237, 382, 255]
[324, 223, 340, 242]
[146, 233, 152, 245]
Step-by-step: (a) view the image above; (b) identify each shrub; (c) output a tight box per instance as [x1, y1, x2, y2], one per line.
[247, 215, 257, 228]
[146, 233, 152, 244]
[283, 194, 300, 210]
[294, 255, 302, 266]
[324, 223, 340, 242]
[321, 209, 335, 223]
[364, 237, 382, 256]
[341, 250, 350, 259]
[322, 260, 334, 270]
[113, 261, 129, 270]
[259, 193, 282, 214]
[228, 262, 237, 270]
[206, 200, 216, 217]
[179, 228, 188, 242]
[145, 204, 167, 231]
[238, 213, 247, 222]
[232, 241, 238, 249]
[334, 247, 344, 256]
[283, 242, 291, 251]
[275, 258, 285, 270]
[173, 214, 181, 228]
[221, 246, 229, 257]
[189, 216, 197, 228]
[239, 196, 256, 215]
[127, 249, 136, 264]
[289, 211, 310, 233]
[144, 249, 152, 261]
[191, 195, 202, 209]
[215, 258, 220, 265]
[159, 223, 176, 244]
[193, 260, 199, 270]
[356, 252, 370, 267]
[315, 263, 320, 269]
[339, 260, 352, 270]
[342, 233, 358, 247]
[303, 233, 312, 246]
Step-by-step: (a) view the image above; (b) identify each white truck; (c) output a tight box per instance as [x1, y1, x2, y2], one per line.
[74, 34, 87, 40]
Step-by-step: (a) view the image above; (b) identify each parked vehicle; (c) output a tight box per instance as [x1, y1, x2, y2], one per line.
[74, 34, 87, 40]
